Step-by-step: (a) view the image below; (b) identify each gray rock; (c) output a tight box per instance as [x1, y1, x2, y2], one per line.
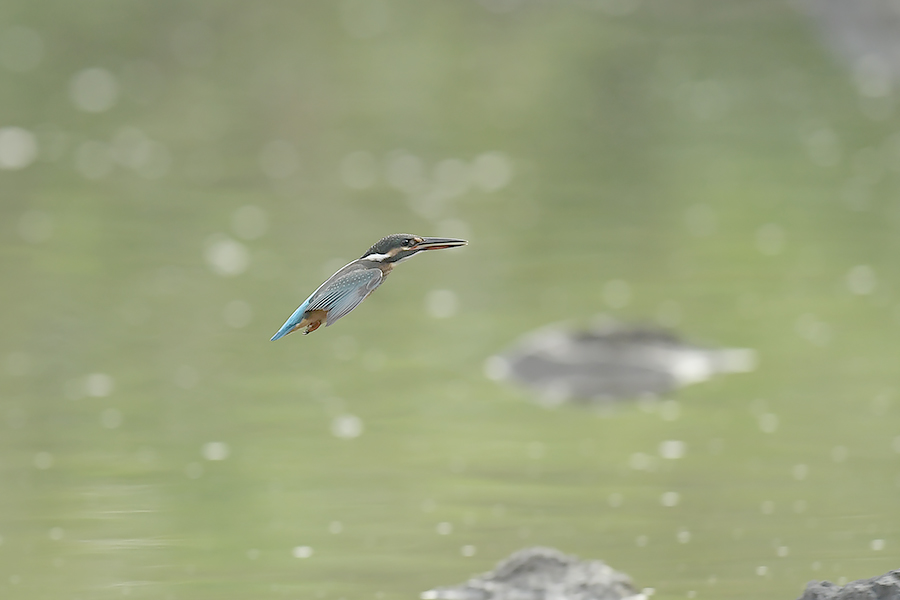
[798, 570, 900, 600]
[484, 321, 755, 404]
[800, 0, 900, 78]
[420, 546, 646, 600]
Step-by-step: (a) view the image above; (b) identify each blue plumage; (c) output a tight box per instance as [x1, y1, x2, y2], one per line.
[270, 296, 313, 341]
[270, 233, 467, 339]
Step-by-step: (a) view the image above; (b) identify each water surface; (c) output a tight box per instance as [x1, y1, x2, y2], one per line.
[2, 2, 899, 599]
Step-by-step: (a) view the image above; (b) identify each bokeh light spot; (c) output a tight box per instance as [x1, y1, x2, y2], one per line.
[70, 67, 118, 113]
[0, 127, 38, 170]
[34, 452, 53, 470]
[846, 265, 876, 295]
[659, 440, 686, 459]
[86, 373, 114, 397]
[426, 289, 459, 319]
[660, 491, 680, 507]
[483, 356, 510, 381]
[202, 442, 230, 461]
[758, 413, 779, 434]
[100, 408, 122, 429]
[472, 152, 513, 192]
[331, 414, 363, 439]
[204, 235, 250, 276]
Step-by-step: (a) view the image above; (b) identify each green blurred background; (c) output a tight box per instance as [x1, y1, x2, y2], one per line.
[2, 1, 899, 598]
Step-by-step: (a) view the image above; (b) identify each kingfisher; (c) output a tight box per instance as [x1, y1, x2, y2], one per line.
[271, 233, 467, 340]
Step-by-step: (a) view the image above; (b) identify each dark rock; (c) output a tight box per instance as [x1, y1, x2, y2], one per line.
[798, 570, 900, 600]
[484, 321, 755, 404]
[420, 546, 645, 600]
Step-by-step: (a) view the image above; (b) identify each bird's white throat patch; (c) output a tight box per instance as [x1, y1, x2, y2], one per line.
[361, 246, 407, 263]
[360, 251, 391, 262]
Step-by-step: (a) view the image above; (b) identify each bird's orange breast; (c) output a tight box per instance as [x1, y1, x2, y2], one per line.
[290, 309, 328, 335]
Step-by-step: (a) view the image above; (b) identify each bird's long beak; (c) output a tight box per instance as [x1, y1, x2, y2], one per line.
[415, 237, 468, 251]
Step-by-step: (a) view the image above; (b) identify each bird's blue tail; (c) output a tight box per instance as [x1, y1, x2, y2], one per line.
[270, 299, 311, 341]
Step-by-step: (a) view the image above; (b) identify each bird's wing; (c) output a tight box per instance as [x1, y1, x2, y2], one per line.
[306, 266, 384, 326]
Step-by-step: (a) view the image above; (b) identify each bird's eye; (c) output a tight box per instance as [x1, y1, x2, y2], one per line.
[405, 238, 415, 246]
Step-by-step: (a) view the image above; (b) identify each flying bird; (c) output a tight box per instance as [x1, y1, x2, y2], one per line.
[271, 233, 467, 340]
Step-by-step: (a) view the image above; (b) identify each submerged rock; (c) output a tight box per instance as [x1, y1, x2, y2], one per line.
[421, 546, 646, 600]
[798, 570, 900, 600]
[484, 321, 755, 404]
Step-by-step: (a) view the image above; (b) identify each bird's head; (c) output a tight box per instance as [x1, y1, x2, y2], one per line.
[360, 233, 467, 264]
